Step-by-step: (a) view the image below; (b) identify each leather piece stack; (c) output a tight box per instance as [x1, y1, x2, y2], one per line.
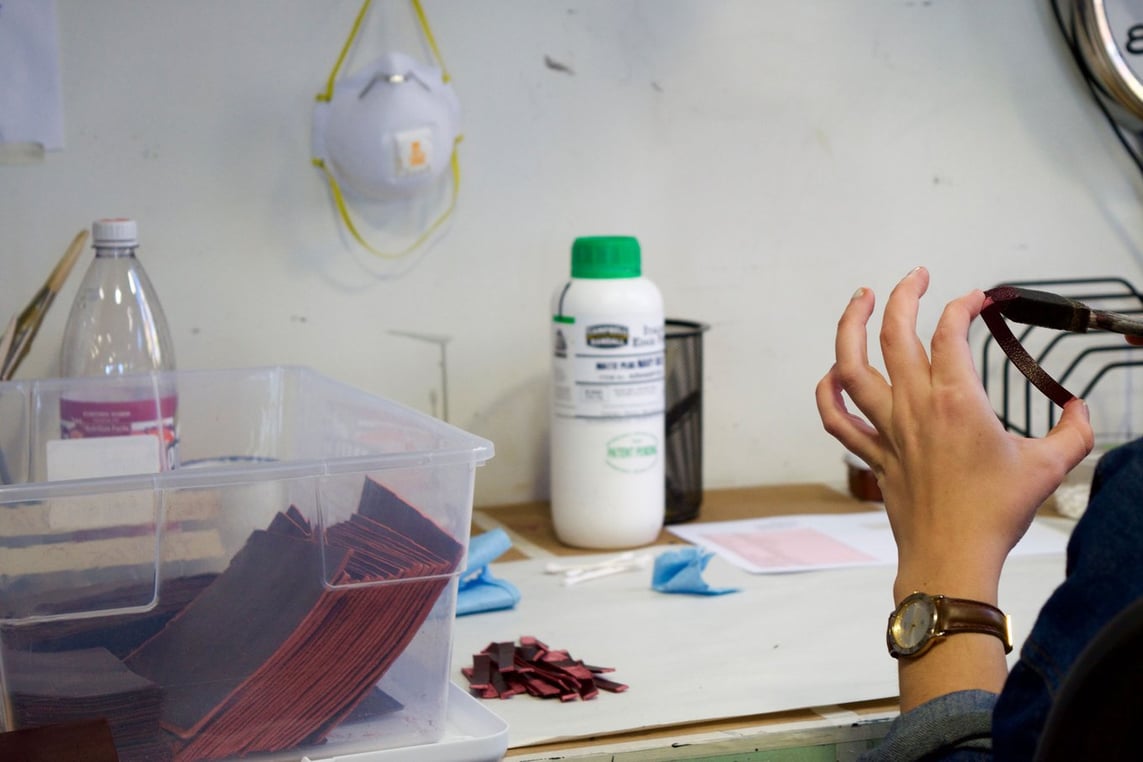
[5, 478, 463, 761]
[4, 647, 167, 760]
[0, 718, 121, 762]
[463, 636, 628, 701]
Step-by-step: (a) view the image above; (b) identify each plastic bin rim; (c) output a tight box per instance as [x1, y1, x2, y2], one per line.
[0, 444, 493, 503]
[0, 364, 494, 500]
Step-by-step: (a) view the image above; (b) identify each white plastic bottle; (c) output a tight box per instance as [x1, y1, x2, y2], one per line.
[57, 218, 178, 474]
[550, 236, 665, 548]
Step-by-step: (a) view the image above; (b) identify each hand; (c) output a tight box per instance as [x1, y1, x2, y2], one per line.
[815, 268, 1094, 605]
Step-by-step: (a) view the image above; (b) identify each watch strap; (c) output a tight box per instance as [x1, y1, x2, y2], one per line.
[934, 595, 1013, 653]
[888, 592, 1013, 659]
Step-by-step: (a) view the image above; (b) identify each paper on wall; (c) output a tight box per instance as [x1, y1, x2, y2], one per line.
[0, 0, 64, 151]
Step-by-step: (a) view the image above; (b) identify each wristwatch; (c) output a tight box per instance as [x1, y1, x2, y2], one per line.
[886, 592, 1013, 659]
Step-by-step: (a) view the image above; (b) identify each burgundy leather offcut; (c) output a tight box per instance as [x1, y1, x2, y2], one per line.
[4, 648, 165, 761]
[463, 637, 628, 701]
[982, 286, 1076, 408]
[0, 718, 121, 762]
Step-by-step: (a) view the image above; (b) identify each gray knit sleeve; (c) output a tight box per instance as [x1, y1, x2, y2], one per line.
[859, 689, 996, 761]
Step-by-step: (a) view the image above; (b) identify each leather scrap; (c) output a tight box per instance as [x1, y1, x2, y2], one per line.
[462, 636, 628, 701]
[982, 286, 1076, 408]
[0, 718, 121, 762]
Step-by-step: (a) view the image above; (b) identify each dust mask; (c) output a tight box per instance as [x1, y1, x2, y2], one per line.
[312, 51, 459, 202]
[310, 0, 461, 269]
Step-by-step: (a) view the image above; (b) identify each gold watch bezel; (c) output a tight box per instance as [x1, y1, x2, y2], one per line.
[886, 591, 1013, 659]
[887, 592, 940, 658]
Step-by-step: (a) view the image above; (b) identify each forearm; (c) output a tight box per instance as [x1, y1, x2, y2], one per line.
[897, 631, 1008, 712]
[816, 268, 1092, 721]
[892, 536, 1010, 711]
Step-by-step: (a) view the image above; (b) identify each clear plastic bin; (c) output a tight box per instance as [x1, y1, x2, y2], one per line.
[0, 366, 494, 761]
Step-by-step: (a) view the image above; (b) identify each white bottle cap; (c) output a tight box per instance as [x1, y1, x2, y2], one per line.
[92, 218, 138, 247]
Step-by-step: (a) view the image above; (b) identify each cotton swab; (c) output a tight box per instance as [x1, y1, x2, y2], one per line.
[544, 552, 636, 576]
[561, 554, 652, 586]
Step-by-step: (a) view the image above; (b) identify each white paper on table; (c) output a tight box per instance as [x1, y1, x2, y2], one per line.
[668, 512, 1071, 574]
[0, 0, 64, 150]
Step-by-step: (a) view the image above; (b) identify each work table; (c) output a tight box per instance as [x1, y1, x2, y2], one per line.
[455, 485, 1074, 760]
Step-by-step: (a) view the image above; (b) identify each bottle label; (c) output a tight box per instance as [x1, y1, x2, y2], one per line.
[605, 431, 660, 473]
[59, 395, 178, 470]
[552, 312, 664, 420]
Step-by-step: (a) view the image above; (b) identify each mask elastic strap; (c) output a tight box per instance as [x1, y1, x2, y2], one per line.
[312, 0, 461, 261]
[313, 151, 461, 260]
[411, 0, 452, 84]
[316, 0, 373, 104]
[981, 286, 1076, 408]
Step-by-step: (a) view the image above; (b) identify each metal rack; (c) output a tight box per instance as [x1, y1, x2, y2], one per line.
[979, 277, 1143, 442]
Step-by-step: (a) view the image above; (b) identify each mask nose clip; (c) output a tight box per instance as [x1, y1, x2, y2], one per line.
[358, 69, 426, 100]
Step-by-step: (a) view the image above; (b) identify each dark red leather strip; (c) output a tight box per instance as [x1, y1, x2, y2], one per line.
[982, 287, 1075, 408]
[463, 637, 628, 700]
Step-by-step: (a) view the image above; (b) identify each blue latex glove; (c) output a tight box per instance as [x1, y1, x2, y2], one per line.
[652, 546, 740, 596]
[457, 528, 521, 616]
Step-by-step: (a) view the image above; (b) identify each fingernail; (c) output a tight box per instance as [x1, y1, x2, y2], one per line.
[851, 287, 865, 300]
[1066, 398, 1089, 420]
[904, 266, 923, 278]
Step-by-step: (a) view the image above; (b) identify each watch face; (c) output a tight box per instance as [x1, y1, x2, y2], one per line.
[890, 594, 937, 654]
[1100, 0, 1143, 90]
[1075, 0, 1143, 123]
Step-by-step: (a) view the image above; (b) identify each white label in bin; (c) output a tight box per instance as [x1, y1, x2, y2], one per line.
[47, 435, 162, 481]
[45, 436, 162, 530]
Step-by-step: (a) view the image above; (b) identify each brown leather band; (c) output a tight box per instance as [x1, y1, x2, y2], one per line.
[982, 287, 1076, 408]
[934, 595, 1013, 653]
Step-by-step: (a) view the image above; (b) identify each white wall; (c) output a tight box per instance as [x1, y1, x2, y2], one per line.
[4, 1, 1143, 507]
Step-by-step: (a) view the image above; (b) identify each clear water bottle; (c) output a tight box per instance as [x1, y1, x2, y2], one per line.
[550, 236, 665, 548]
[58, 218, 178, 471]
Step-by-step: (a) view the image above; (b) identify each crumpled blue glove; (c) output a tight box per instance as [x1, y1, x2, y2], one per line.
[652, 546, 740, 596]
[457, 528, 521, 616]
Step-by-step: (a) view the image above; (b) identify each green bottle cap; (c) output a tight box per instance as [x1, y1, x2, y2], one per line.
[571, 236, 641, 279]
